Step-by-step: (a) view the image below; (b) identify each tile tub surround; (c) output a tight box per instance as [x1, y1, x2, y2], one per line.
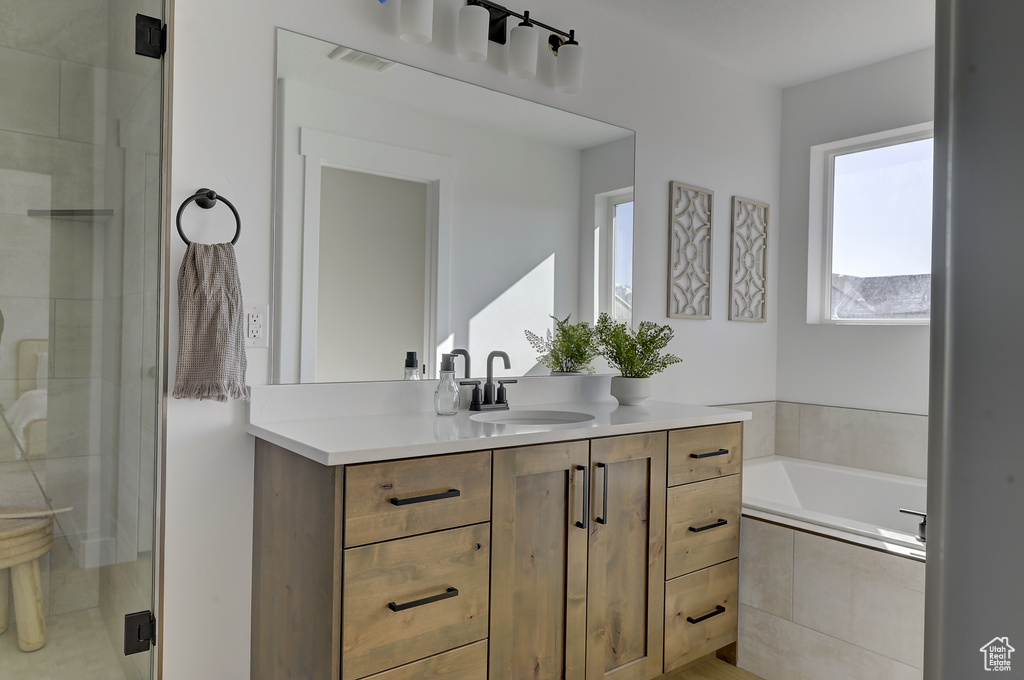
[248, 379, 751, 466]
[775, 402, 927, 479]
[718, 401, 928, 477]
[720, 401, 776, 460]
[737, 517, 925, 680]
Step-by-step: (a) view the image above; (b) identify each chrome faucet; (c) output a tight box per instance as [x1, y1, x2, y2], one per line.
[463, 351, 517, 411]
[899, 508, 926, 543]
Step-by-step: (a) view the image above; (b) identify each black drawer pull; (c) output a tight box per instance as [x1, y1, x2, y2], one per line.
[390, 488, 460, 506]
[576, 465, 589, 530]
[690, 448, 729, 459]
[388, 587, 459, 612]
[686, 605, 726, 624]
[689, 518, 728, 533]
[595, 462, 608, 525]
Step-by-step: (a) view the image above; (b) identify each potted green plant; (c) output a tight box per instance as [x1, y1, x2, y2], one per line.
[595, 313, 682, 404]
[525, 314, 600, 374]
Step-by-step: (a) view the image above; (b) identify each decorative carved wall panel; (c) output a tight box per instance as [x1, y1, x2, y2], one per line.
[668, 182, 713, 319]
[729, 196, 769, 322]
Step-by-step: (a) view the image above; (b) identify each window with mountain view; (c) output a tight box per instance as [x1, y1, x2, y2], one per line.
[821, 131, 933, 322]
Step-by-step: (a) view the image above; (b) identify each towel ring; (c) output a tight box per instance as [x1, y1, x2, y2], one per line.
[176, 188, 241, 245]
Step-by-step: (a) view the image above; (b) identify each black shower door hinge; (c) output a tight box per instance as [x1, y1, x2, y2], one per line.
[124, 610, 157, 655]
[135, 14, 167, 59]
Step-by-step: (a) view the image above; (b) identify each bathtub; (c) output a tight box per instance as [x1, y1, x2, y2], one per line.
[742, 455, 927, 561]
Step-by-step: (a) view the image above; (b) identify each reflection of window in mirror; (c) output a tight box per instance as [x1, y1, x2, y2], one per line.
[611, 195, 634, 325]
[595, 189, 634, 325]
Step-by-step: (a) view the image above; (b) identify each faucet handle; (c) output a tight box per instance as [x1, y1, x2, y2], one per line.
[460, 381, 483, 410]
[496, 379, 517, 405]
[899, 508, 927, 543]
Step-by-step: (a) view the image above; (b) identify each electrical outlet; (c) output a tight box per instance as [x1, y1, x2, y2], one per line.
[245, 303, 270, 348]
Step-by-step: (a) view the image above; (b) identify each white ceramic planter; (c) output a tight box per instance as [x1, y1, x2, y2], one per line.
[609, 376, 651, 405]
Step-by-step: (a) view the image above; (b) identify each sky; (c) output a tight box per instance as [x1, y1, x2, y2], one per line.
[831, 137, 933, 278]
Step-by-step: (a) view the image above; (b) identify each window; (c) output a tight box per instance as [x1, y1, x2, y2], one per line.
[609, 195, 634, 325]
[592, 189, 634, 325]
[807, 123, 933, 324]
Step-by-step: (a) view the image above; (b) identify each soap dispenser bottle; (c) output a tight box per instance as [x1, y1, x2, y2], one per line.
[403, 351, 421, 380]
[434, 353, 460, 415]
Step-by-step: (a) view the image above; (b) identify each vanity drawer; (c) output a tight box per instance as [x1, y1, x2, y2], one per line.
[345, 450, 491, 547]
[668, 423, 742, 487]
[361, 641, 488, 680]
[664, 558, 739, 674]
[342, 523, 490, 680]
[666, 474, 741, 579]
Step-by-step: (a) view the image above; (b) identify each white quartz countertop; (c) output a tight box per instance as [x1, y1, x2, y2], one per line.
[247, 399, 751, 466]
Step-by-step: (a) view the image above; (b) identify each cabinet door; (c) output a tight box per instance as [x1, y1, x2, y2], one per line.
[587, 432, 667, 680]
[491, 440, 591, 680]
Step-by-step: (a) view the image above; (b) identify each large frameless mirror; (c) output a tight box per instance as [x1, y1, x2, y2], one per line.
[273, 28, 635, 384]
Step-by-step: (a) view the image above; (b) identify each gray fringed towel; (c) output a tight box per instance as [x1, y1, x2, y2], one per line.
[173, 243, 250, 402]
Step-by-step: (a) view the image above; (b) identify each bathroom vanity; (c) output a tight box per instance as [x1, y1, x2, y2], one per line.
[247, 385, 748, 680]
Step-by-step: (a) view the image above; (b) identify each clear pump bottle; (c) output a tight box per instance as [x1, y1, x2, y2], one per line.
[434, 353, 460, 415]
[403, 351, 421, 380]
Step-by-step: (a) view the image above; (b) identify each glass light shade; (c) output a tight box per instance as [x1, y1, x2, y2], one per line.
[400, 0, 434, 44]
[508, 22, 539, 78]
[556, 41, 584, 93]
[457, 4, 490, 62]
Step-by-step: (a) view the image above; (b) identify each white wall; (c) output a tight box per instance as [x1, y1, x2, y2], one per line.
[165, 0, 780, 676]
[776, 48, 934, 415]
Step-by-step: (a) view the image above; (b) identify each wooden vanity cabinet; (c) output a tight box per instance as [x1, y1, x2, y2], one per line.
[252, 440, 491, 680]
[490, 432, 667, 680]
[252, 419, 744, 680]
[663, 423, 743, 673]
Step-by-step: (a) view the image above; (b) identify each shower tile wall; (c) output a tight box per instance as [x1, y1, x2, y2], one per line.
[0, 1, 162, 677]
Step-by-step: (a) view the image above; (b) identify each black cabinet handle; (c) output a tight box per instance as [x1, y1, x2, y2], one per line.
[390, 489, 460, 506]
[689, 518, 728, 533]
[388, 587, 459, 612]
[690, 448, 729, 459]
[595, 462, 608, 525]
[686, 605, 726, 624]
[575, 465, 589, 530]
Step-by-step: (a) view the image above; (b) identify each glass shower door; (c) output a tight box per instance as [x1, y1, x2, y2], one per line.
[0, 2, 164, 678]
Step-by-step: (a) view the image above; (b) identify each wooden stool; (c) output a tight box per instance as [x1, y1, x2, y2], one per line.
[0, 510, 53, 652]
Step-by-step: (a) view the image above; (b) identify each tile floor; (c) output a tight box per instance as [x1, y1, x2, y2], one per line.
[0, 607, 126, 680]
[678, 658, 765, 680]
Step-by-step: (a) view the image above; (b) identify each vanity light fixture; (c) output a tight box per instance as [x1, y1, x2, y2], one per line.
[457, 2, 491, 61]
[400, 0, 434, 44]
[458, 0, 583, 91]
[507, 11, 539, 78]
[380, 0, 583, 90]
[554, 30, 583, 93]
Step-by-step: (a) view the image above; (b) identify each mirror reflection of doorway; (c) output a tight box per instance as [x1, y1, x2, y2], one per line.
[317, 168, 429, 382]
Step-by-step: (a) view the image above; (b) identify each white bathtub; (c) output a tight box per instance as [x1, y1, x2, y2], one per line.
[742, 455, 927, 561]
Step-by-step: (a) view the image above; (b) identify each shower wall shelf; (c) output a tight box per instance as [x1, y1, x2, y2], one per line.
[27, 209, 115, 223]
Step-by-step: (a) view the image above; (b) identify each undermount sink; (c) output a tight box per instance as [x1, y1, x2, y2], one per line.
[469, 410, 596, 426]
